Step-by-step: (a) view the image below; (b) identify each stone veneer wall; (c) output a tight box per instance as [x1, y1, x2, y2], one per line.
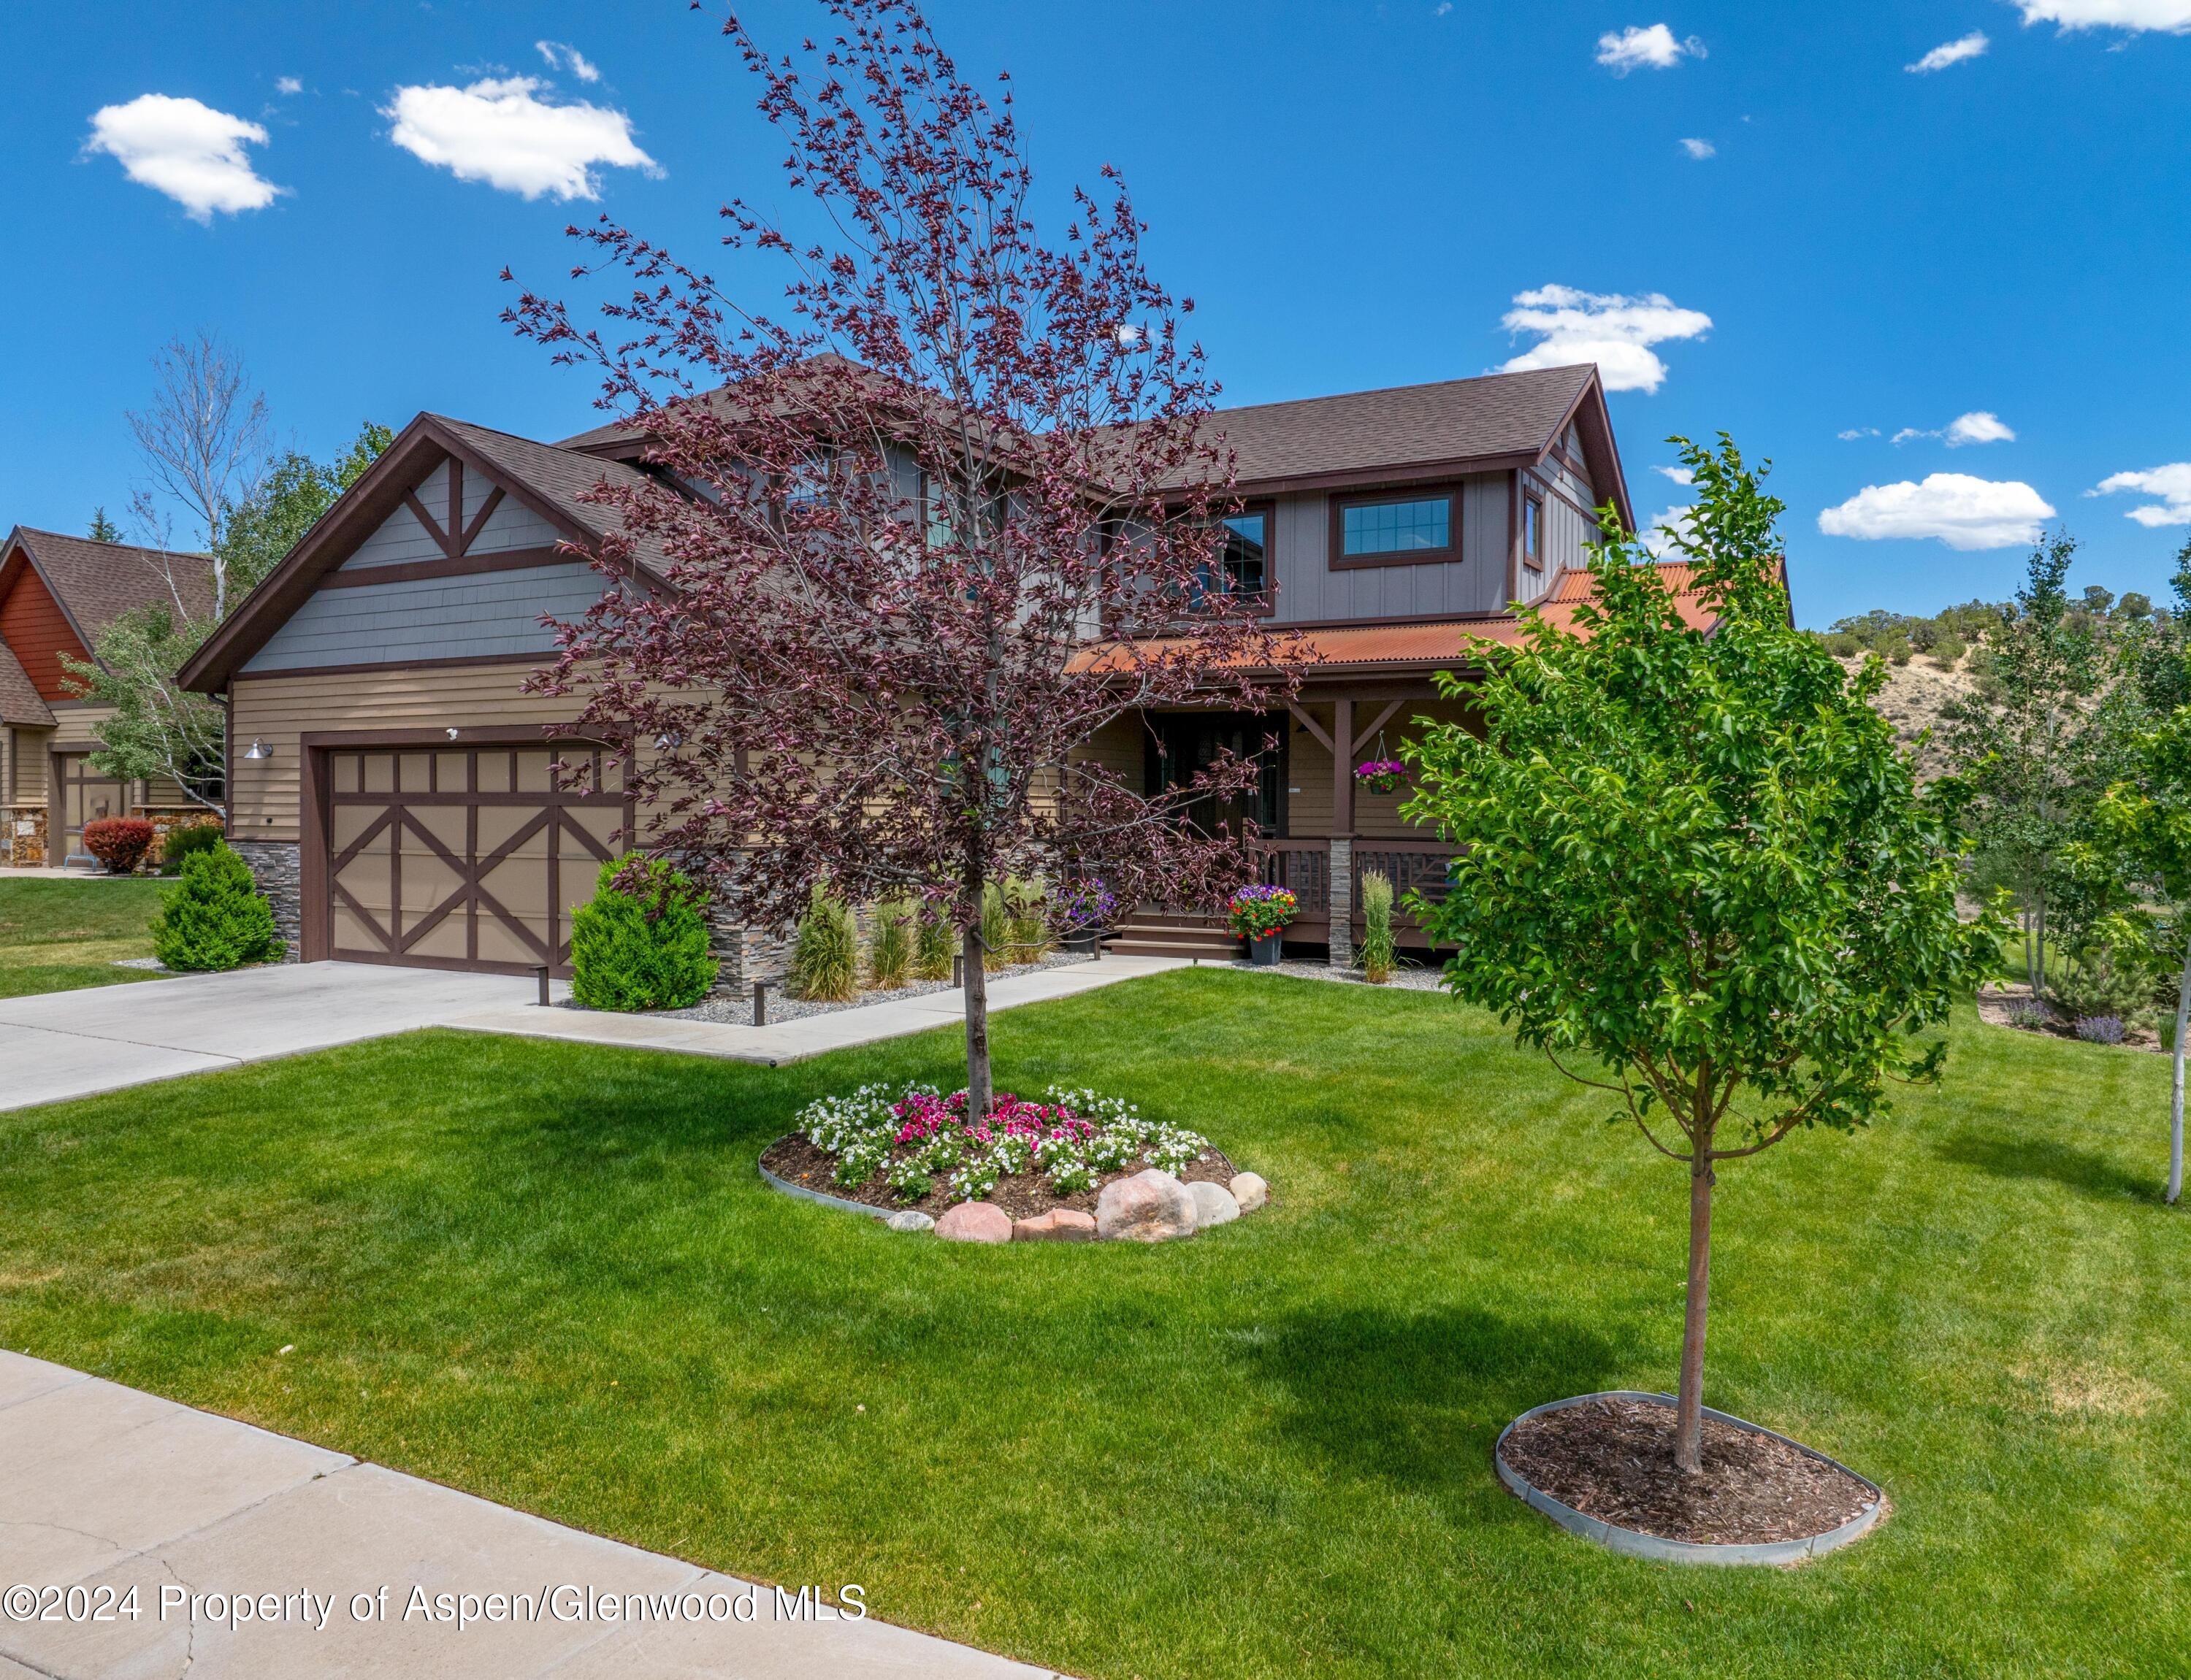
[706, 903, 796, 995]
[229, 839, 303, 961]
[0, 806, 47, 867]
[1326, 837, 1353, 969]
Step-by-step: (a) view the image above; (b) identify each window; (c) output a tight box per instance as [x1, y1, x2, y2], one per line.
[1329, 488, 1460, 568]
[1523, 494, 1543, 573]
[1220, 510, 1269, 598]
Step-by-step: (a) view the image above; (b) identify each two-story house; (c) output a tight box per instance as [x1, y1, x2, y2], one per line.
[0, 526, 216, 867]
[178, 361, 1678, 978]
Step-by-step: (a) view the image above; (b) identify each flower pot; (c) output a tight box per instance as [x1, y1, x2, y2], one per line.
[1250, 932, 1284, 967]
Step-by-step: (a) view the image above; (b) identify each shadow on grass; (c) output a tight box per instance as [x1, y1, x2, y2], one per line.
[1239, 1307, 1631, 1503]
[1934, 1129, 2159, 1203]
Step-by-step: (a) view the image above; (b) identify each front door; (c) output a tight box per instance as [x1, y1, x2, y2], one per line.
[56, 753, 128, 862]
[1144, 711, 1286, 838]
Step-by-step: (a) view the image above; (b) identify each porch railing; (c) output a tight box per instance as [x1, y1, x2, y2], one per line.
[1253, 836, 1457, 945]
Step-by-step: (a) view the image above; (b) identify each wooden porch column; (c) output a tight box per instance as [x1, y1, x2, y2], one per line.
[1328, 698, 1353, 969]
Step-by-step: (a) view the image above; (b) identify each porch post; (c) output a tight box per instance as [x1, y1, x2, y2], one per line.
[1329, 698, 1354, 970]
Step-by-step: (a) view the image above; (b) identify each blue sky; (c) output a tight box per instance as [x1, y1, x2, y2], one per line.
[4, 1, 2189, 627]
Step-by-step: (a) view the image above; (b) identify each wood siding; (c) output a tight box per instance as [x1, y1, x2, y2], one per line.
[1268, 474, 1510, 623]
[229, 662, 581, 843]
[0, 566, 91, 700]
[339, 459, 565, 572]
[240, 563, 606, 675]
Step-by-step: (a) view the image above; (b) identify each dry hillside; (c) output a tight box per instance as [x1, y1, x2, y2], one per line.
[1836, 653, 1981, 780]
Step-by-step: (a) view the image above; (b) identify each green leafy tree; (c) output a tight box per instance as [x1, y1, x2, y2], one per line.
[1405, 435, 2000, 1473]
[215, 423, 391, 602]
[151, 842, 285, 971]
[568, 856, 719, 1011]
[2095, 710, 2191, 1203]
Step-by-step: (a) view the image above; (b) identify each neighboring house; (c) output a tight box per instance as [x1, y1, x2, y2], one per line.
[180, 363, 1651, 978]
[0, 527, 216, 867]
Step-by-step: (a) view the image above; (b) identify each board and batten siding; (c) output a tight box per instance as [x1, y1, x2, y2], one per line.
[240, 564, 605, 675]
[339, 461, 565, 572]
[1267, 474, 1511, 623]
[227, 661, 586, 844]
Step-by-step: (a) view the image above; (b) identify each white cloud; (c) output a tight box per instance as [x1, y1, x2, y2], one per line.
[1434, 1, 1454, 13]
[1907, 31, 1990, 71]
[1818, 474, 2056, 550]
[84, 93, 281, 221]
[1678, 136, 1716, 158]
[1597, 23, 1705, 73]
[2013, 1, 2191, 32]
[383, 77, 657, 201]
[1838, 426, 1881, 440]
[2089, 463, 2191, 526]
[1946, 410, 2016, 445]
[1892, 410, 2017, 447]
[1640, 504, 1696, 557]
[1498, 284, 1712, 394]
[535, 41, 602, 83]
[275, 76, 303, 96]
[1653, 464, 1694, 485]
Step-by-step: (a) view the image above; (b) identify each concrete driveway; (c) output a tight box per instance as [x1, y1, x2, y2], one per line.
[0, 962, 546, 1113]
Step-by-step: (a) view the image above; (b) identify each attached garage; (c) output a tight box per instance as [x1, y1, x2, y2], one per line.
[304, 733, 627, 975]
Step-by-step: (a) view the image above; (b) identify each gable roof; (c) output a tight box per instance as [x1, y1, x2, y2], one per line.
[0, 640, 54, 727]
[0, 526, 216, 648]
[178, 412, 672, 695]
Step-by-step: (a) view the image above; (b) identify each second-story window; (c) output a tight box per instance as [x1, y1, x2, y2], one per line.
[1331, 489, 1458, 566]
[1220, 509, 1269, 599]
[1523, 493, 1543, 575]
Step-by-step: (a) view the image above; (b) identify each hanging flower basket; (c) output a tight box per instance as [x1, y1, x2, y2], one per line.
[1355, 759, 1407, 796]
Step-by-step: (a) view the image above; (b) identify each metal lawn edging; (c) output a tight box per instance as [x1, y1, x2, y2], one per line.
[758, 1148, 890, 1220]
[1494, 1389, 1886, 1567]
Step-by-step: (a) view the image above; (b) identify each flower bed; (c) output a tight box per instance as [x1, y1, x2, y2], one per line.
[759, 1083, 1236, 1221]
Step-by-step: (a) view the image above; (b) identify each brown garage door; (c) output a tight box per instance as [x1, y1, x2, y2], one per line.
[318, 740, 626, 976]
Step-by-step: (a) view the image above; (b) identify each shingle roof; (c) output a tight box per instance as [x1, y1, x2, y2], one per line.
[0, 640, 53, 728]
[7, 527, 217, 640]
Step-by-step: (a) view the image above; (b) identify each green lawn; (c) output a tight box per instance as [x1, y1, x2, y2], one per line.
[0, 875, 167, 997]
[0, 970, 2184, 1678]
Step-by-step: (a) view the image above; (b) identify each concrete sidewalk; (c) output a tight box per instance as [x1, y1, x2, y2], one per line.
[0, 963, 544, 1113]
[0, 1350, 1055, 1679]
[446, 954, 1190, 1066]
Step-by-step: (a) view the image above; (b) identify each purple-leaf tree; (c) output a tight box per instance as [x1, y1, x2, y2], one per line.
[508, 0, 1305, 1115]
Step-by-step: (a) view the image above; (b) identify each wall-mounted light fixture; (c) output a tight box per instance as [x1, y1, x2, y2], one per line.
[241, 739, 272, 761]
[446, 726, 460, 740]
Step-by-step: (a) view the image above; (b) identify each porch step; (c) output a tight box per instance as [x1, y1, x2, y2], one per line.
[1103, 911, 1240, 963]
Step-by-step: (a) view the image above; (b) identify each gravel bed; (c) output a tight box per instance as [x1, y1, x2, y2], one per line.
[610, 949, 1097, 1025]
[1241, 956, 1450, 991]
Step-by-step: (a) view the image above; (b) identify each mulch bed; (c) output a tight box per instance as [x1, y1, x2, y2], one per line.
[1499, 1396, 1878, 1546]
[1976, 983, 2163, 1053]
[760, 1132, 1236, 1222]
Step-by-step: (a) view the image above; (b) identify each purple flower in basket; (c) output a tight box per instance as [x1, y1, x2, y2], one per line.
[1053, 878, 1117, 934]
[1354, 759, 1407, 794]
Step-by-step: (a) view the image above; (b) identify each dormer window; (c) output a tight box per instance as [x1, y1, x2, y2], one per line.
[1329, 487, 1460, 569]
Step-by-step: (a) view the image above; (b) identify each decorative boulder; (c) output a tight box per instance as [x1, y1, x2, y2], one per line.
[1013, 1208, 1097, 1243]
[1228, 1172, 1269, 1214]
[1188, 1181, 1240, 1229]
[1095, 1169, 1198, 1243]
[884, 1210, 936, 1233]
[935, 1201, 1014, 1244]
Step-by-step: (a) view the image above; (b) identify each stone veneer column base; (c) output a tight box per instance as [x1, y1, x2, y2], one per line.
[227, 840, 303, 962]
[1326, 837, 1353, 970]
[706, 903, 796, 997]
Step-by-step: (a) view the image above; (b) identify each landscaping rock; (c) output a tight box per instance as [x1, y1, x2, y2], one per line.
[1189, 1180, 1240, 1229]
[935, 1201, 1013, 1244]
[884, 1210, 936, 1233]
[1095, 1169, 1198, 1243]
[1013, 1208, 1097, 1242]
[1228, 1172, 1269, 1213]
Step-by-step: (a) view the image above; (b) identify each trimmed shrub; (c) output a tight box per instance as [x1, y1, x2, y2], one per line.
[83, 817, 155, 873]
[868, 895, 915, 990]
[1359, 869, 1396, 983]
[913, 899, 957, 981]
[787, 886, 860, 1002]
[151, 842, 284, 972]
[158, 821, 225, 874]
[568, 857, 717, 1012]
